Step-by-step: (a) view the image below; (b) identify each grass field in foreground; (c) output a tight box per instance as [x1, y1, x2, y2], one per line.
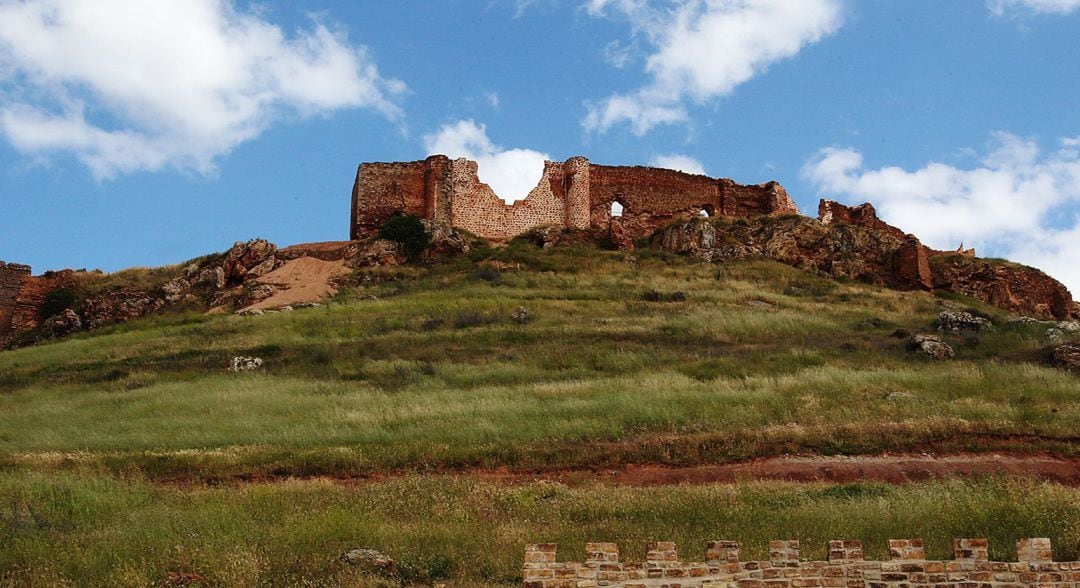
[2, 474, 1079, 587]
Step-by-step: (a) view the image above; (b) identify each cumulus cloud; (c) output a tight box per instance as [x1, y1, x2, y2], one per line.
[423, 119, 549, 202]
[802, 133, 1080, 293]
[650, 153, 706, 175]
[988, 0, 1080, 15]
[584, 0, 843, 135]
[0, 0, 406, 179]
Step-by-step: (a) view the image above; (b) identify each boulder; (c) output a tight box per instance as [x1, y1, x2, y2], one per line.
[221, 239, 278, 283]
[161, 278, 192, 304]
[936, 311, 993, 334]
[908, 334, 955, 360]
[40, 309, 82, 339]
[340, 548, 395, 577]
[229, 356, 263, 372]
[1053, 343, 1080, 373]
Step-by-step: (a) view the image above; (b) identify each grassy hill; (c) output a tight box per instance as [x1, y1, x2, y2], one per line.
[1, 240, 1078, 586]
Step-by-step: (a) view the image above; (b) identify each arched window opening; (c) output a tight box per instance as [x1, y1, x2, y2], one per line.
[611, 201, 624, 218]
[699, 204, 714, 218]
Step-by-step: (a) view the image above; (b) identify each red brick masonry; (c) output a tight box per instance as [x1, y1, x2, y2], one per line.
[524, 538, 1078, 588]
[351, 156, 798, 242]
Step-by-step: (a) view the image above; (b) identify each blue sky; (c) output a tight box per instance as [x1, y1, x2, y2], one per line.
[1, 0, 1079, 291]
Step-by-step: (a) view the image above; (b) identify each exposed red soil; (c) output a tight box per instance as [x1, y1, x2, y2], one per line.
[156, 452, 1080, 488]
[471, 453, 1080, 487]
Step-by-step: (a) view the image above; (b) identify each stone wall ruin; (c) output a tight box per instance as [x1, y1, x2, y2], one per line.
[351, 156, 800, 242]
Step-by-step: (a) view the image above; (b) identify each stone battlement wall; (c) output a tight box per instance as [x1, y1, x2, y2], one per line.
[524, 538, 1076, 588]
[0, 261, 32, 339]
[351, 156, 799, 242]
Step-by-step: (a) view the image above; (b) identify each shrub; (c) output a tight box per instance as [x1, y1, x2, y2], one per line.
[641, 289, 687, 303]
[379, 214, 429, 261]
[39, 287, 76, 319]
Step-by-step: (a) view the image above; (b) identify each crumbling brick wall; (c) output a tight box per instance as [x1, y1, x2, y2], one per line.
[0, 261, 31, 339]
[351, 156, 799, 242]
[524, 538, 1076, 588]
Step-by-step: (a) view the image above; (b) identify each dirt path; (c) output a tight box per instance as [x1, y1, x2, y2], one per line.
[471, 453, 1080, 486]
[242, 257, 350, 311]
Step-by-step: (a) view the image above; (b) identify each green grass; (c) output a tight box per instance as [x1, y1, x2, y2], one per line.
[1, 473, 1078, 587]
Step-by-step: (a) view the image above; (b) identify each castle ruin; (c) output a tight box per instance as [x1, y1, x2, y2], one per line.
[351, 156, 800, 242]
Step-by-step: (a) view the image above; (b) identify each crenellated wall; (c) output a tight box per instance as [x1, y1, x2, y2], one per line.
[351, 156, 799, 242]
[524, 538, 1077, 588]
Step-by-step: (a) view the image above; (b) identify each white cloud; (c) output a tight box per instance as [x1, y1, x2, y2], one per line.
[423, 119, 549, 203]
[988, 0, 1080, 15]
[802, 133, 1080, 294]
[584, 0, 843, 135]
[0, 0, 405, 179]
[650, 153, 706, 175]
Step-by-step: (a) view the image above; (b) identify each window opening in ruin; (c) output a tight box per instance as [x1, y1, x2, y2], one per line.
[699, 205, 714, 218]
[611, 201, 624, 217]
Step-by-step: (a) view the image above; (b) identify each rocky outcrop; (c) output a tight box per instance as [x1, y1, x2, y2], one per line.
[655, 200, 1074, 320]
[654, 213, 931, 291]
[930, 254, 1072, 320]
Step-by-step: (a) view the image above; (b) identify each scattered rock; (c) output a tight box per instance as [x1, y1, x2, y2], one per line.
[221, 239, 278, 283]
[161, 278, 192, 304]
[936, 311, 993, 334]
[512, 306, 530, 324]
[1007, 316, 1047, 326]
[81, 288, 165, 330]
[1057, 321, 1080, 333]
[423, 223, 471, 260]
[908, 334, 955, 360]
[339, 548, 395, 577]
[40, 309, 82, 339]
[230, 356, 263, 372]
[194, 266, 226, 290]
[1053, 343, 1080, 373]
[1046, 328, 1067, 344]
[745, 299, 776, 310]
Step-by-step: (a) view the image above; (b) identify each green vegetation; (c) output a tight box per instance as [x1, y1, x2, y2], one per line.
[379, 214, 430, 261]
[1, 240, 1077, 585]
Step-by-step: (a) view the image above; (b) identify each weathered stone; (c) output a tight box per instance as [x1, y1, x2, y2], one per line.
[1053, 343, 1080, 373]
[909, 334, 955, 360]
[81, 288, 164, 330]
[40, 309, 82, 339]
[340, 547, 396, 577]
[161, 278, 192, 304]
[229, 356, 263, 372]
[936, 311, 993, 334]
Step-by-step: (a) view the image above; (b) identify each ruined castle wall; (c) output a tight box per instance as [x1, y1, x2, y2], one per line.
[351, 156, 802, 243]
[524, 538, 1076, 588]
[0, 261, 31, 339]
[448, 159, 567, 240]
[351, 159, 443, 239]
[586, 165, 724, 239]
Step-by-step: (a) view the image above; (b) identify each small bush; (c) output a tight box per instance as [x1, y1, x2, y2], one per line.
[470, 267, 502, 284]
[641, 289, 687, 303]
[39, 287, 77, 319]
[379, 214, 429, 261]
[453, 311, 499, 329]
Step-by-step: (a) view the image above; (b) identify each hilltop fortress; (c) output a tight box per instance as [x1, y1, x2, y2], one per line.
[1, 156, 1076, 349]
[350, 155, 799, 243]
